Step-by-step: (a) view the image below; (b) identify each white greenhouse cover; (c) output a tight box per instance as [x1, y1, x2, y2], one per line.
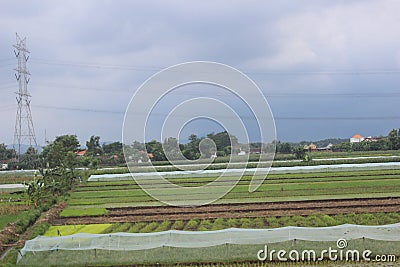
[19, 223, 400, 261]
[88, 162, 400, 181]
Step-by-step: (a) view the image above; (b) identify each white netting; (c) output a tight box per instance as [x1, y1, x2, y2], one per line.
[87, 162, 400, 181]
[18, 223, 400, 262]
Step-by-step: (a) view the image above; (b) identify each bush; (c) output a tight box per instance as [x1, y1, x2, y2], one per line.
[291, 215, 305, 227]
[239, 218, 252, 228]
[319, 214, 337, 226]
[252, 218, 265, 228]
[140, 222, 159, 233]
[128, 222, 146, 233]
[198, 220, 212, 231]
[28, 222, 50, 239]
[184, 219, 199, 231]
[266, 217, 279, 228]
[171, 220, 185, 230]
[155, 221, 172, 232]
[226, 218, 240, 228]
[211, 218, 226, 230]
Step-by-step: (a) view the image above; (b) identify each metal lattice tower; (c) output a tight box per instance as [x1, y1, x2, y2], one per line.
[13, 33, 37, 160]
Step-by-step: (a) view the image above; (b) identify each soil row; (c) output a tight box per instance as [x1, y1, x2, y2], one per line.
[54, 197, 400, 225]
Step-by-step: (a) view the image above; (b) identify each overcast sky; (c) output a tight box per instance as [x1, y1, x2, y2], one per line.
[1, 0, 400, 146]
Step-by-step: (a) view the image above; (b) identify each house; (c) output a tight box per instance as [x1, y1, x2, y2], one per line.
[317, 143, 333, 151]
[249, 148, 262, 154]
[75, 150, 87, 156]
[350, 134, 365, 143]
[238, 150, 246, 156]
[0, 159, 15, 170]
[304, 143, 317, 151]
[364, 136, 379, 142]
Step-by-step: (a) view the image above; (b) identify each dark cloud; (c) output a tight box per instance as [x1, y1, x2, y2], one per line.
[0, 0, 399, 145]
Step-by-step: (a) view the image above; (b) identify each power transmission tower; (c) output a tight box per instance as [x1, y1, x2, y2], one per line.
[13, 33, 37, 161]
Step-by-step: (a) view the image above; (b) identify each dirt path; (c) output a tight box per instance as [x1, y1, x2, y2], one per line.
[54, 197, 400, 225]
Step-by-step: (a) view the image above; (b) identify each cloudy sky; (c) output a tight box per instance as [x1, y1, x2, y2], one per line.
[1, 0, 400, 146]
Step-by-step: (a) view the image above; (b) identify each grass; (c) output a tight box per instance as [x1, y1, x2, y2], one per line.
[43, 224, 113, 236]
[59, 207, 108, 217]
[0, 211, 28, 230]
[0, 194, 29, 230]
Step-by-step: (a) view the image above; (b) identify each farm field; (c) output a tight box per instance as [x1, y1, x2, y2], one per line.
[63, 169, 400, 216]
[45, 212, 400, 236]
[4, 158, 400, 266]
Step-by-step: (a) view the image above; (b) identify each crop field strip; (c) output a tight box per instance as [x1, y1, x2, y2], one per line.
[77, 169, 400, 189]
[55, 197, 400, 224]
[89, 156, 400, 176]
[45, 212, 400, 235]
[65, 171, 400, 207]
[77, 170, 400, 191]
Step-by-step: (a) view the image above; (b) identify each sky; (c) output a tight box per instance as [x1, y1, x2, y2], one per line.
[1, 0, 400, 146]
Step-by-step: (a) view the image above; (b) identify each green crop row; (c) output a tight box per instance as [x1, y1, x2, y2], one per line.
[46, 212, 400, 236]
[77, 169, 400, 188]
[65, 176, 400, 206]
[59, 207, 108, 217]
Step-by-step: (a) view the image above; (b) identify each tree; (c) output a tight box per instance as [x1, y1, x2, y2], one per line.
[0, 143, 16, 160]
[188, 134, 198, 143]
[163, 137, 182, 160]
[293, 147, 306, 159]
[207, 131, 239, 153]
[103, 141, 123, 155]
[19, 146, 39, 169]
[145, 140, 166, 161]
[86, 135, 103, 155]
[24, 175, 45, 207]
[132, 141, 145, 151]
[183, 134, 201, 160]
[388, 129, 400, 150]
[41, 135, 80, 168]
[277, 142, 292, 153]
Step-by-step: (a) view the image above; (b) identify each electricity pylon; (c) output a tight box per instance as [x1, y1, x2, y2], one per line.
[13, 33, 37, 160]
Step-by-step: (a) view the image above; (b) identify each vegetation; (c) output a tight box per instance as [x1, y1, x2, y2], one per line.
[60, 169, 400, 212]
[1, 130, 400, 266]
[1, 128, 400, 171]
[44, 212, 400, 236]
[60, 207, 107, 217]
[44, 224, 112, 236]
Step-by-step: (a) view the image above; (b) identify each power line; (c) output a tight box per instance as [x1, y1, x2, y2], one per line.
[30, 58, 161, 71]
[28, 57, 400, 75]
[32, 104, 123, 114]
[31, 104, 400, 120]
[17, 82, 400, 98]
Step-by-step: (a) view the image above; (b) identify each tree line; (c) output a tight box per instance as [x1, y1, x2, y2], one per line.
[1, 128, 399, 170]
